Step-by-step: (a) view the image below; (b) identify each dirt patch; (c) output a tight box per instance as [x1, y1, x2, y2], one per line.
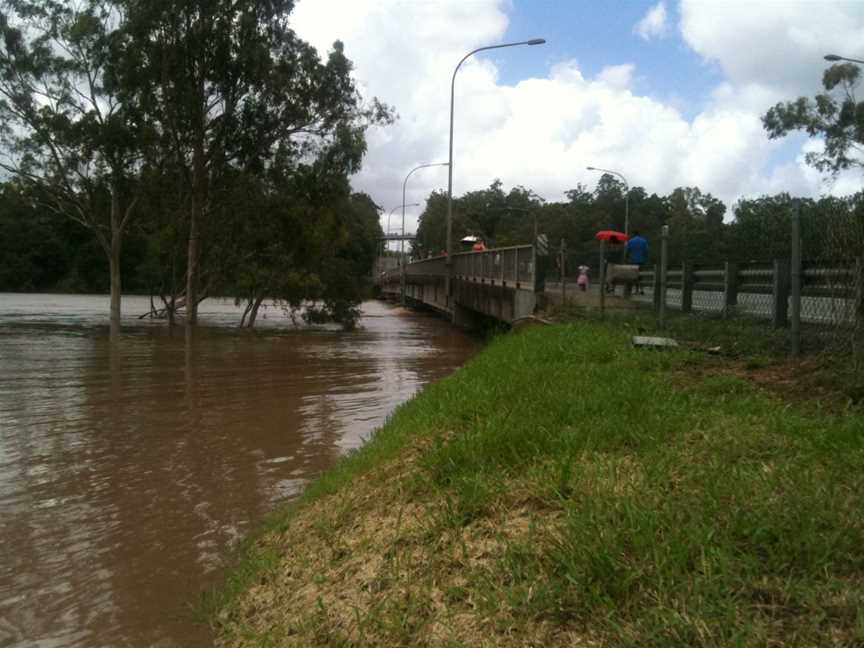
[216, 440, 602, 648]
[672, 353, 863, 413]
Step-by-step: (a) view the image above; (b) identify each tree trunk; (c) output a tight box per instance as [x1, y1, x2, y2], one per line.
[168, 294, 176, 328]
[240, 299, 254, 327]
[246, 296, 266, 328]
[186, 137, 206, 327]
[109, 189, 123, 338]
[110, 230, 122, 326]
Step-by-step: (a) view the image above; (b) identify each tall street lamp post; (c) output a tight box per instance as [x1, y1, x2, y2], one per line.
[446, 38, 546, 268]
[825, 54, 864, 64]
[385, 203, 419, 258]
[401, 163, 448, 305]
[402, 163, 449, 259]
[586, 166, 630, 237]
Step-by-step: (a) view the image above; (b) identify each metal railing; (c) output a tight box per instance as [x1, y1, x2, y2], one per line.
[379, 245, 537, 290]
[451, 245, 536, 289]
[405, 255, 448, 277]
[636, 259, 864, 327]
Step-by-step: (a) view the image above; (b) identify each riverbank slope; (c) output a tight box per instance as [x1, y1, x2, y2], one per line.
[210, 320, 864, 646]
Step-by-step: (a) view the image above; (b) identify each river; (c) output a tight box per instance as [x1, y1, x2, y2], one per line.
[0, 294, 478, 647]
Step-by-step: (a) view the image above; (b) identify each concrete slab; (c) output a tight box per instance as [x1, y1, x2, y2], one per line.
[632, 336, 679, 349]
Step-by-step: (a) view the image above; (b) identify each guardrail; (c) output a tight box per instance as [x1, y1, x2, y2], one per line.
[379, 245, 537, 290]
[452, 245, 535, 289]
[638, 258, 864, 327]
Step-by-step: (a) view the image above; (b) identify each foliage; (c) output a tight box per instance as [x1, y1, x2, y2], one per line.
[763, 63, 864, 173]
[0, 0, 152, 322]
[119, 0, 393, 324]
[0, 0, 392, 327]
[412, 176, 845, 269]
[412, 180, 544, 256]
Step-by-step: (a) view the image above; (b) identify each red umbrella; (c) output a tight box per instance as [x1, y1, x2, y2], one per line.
[595, 230, 629, 243]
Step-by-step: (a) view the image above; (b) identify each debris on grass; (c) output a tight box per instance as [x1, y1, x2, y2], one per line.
[632, 335, 679, 349]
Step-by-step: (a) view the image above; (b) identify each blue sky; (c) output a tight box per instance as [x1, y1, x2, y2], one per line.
[292, 0, 864, 233]
[500, 0, 723, 116]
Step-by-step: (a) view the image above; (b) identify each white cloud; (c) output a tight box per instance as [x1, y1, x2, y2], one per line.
[634, 2, 668, 41]
[597, 64, 635, 89]
[289, 0, 864, 238]
[680, 0, 864, 97]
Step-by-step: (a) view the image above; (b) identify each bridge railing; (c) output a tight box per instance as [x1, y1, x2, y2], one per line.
[405, 255, 447, 277]
[452, 245, 535, 289]
[378, 245, 536, 289]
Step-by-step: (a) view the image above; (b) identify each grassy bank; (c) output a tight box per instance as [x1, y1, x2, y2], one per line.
[209, 319, 864, 647]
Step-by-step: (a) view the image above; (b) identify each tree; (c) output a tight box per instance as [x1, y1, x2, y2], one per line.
[207, 122, 382, 329]
[122, 0, 391, 326]
[665, 187, 727, 263]
[0, 0, 150, 330]
[0, 182, 66, 291]
[763, 63, 864, 173]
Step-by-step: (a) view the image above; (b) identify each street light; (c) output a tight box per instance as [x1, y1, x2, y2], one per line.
[402, 163, 448, 258]
[587, 166, 630, 237]
[446, 38, 546, 265]
[825, 53, 864, 64]
[401, 162, 448, 305]
[385, 203, 419, 255]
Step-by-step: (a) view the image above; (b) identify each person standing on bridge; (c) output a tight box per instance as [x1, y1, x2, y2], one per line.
[577, 264, 590, 292]
[472, 238, 487, 252]
[625, 230, 648, 294]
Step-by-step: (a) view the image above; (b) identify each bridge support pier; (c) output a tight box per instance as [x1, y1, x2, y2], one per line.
[453, 303, 479, 329]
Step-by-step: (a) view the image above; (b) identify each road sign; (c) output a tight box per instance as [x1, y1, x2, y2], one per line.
[535, 233, 549, 256]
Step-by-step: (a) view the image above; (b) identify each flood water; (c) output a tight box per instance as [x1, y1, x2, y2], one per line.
[0, 294, 478, 647]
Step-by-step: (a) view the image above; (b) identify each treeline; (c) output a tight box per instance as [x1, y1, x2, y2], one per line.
[0, 1, 390, 328]
[414, 177, 864, 266]
[0, 181, 382, 322]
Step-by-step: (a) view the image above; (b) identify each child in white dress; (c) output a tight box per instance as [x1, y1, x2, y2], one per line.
[577, 265, 590, 292]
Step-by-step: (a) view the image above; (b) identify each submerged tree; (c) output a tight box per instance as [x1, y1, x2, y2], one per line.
[122, 0, 392, 326]
[0, 1, 151, 330]
[210, 124, 383, 329]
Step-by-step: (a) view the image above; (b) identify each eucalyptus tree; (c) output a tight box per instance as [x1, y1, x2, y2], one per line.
[121, 0, 391, 326]
[0, 0, 151, 329]
[763, 63, 864, 174]
[211, 128, 383, 329]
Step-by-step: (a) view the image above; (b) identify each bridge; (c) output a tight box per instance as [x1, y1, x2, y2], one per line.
[377, 245, 539, 325]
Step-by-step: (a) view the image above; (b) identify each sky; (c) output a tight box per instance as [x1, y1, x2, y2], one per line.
[290, 0, 864, 236]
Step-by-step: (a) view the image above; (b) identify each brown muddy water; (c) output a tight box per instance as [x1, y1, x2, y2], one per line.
[0, 295, 478, 647]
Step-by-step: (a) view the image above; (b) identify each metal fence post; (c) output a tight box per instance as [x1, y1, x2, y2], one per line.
[534, 236, 548, 294]
[724, 261, 739, 317]
[400, 256, 407, 306]
[790, 202, 802, 356]
[560, 238, 566, 303]
[772, 259, 790, 328]
[599, 239, 606, 318]
[854, 256, 864, 366]
[652, 263, 661, 312]
[681, 262, 693, 313]
[659, 225, 669, 327]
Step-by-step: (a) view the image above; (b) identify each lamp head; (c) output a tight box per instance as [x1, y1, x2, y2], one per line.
[527, 38, 546, 46]
[824, 54, 843, 62]
[586, 166, 597, 171]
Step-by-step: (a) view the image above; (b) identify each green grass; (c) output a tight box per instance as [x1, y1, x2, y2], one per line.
[211, 321, 864, 646]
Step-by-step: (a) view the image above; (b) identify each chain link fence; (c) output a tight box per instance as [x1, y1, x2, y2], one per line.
[544, 203, 864, 366]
